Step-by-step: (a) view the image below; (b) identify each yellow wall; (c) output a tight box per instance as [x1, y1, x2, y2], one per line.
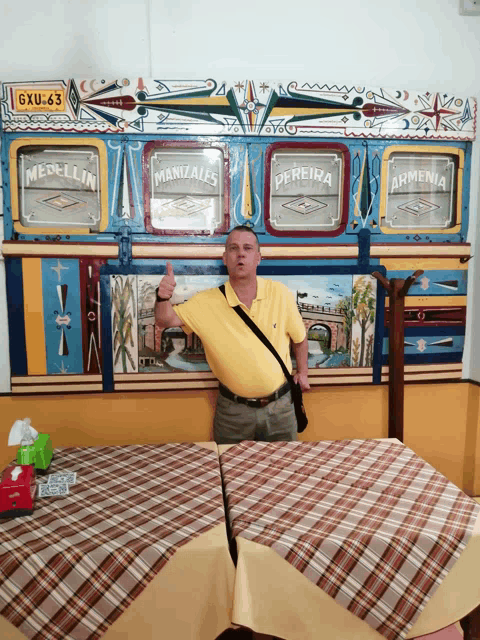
[0, 382, 478, 494]
[465, 384, 480, 495]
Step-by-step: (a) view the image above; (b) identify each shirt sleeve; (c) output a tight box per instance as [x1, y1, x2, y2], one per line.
[172, 294, 203, 336]
[281, 283, 307, 344]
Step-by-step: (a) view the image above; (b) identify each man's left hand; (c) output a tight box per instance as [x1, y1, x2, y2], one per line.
[294, 372, 310, 392]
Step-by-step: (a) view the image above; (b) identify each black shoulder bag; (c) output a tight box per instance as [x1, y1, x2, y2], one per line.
[219, 285, 308, 433]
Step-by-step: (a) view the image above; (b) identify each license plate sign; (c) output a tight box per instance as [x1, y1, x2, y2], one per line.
[15, 89, 65, 112]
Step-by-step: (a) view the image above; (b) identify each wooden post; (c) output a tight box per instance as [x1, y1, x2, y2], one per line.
[461, 604, 480, 640]
[372, 270, 423, 442]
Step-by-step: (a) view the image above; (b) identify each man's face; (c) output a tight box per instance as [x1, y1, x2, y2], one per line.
[222, 230, 261, 279]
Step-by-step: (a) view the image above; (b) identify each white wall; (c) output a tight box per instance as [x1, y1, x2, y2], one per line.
[1, 0, 480, 389]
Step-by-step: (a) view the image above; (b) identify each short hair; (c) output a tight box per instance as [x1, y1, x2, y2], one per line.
[226, 225, 260, 249]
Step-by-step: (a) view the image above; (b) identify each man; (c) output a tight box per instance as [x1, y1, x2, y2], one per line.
[155, 225, 310, 443]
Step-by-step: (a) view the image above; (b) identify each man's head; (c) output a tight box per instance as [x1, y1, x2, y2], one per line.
[223, 226, 261, 280]
[225, 225, 260, 249]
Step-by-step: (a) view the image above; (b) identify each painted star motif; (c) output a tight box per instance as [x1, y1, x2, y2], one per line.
[51, 259, 69, 282]
[56, 361, 69, 374]
[238, 81, 265, 131]
[417, 339, 427, 353]
[420, 276, 430, 291]
[418, 94, 456, 130]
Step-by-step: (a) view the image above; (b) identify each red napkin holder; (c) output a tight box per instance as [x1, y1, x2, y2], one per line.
[0, 464, 36, 518]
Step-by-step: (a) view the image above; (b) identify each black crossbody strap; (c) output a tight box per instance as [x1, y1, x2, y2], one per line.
[219, 284, 293, 385]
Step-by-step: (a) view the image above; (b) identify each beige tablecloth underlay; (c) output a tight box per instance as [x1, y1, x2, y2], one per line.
[218, 439, 480, 639]
[0, 523, 234, 640]
[0, 442, 235, 640]
[231, 511, 480, 640]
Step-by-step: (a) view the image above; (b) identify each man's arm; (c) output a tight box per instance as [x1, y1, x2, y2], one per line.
[155, 262, 184, 329]
[292, 337, 310, 391]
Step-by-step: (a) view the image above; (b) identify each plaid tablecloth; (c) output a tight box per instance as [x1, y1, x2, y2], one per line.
[0, 443, 226, 640]
[220, 439, 480, 640]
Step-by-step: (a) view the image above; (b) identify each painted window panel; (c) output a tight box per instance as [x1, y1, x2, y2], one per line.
[144, 144, 228, 235]
[265, 143, 349, 237]
[9, 138, 108, 234]
[17, 146, 102, 230]
[380, 147, 464, 233]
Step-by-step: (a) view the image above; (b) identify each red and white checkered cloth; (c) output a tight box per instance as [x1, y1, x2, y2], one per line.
[220, 439, 479, 640]
[0, 443, 226, 640]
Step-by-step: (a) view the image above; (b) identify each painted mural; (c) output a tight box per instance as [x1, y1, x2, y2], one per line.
[0, 77, 474, 394]
[109, 273, 377, 375]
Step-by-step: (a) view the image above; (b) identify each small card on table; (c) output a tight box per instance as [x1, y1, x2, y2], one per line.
[38, 483, 69, 498]
[48, 472, 77, 485]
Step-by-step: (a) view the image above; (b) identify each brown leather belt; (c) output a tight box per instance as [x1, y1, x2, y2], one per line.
[218, 381, 291, 408]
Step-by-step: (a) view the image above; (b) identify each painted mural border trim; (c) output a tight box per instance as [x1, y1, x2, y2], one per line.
[1, 242, 471, 260]
[0, 79, 476, 141]
[1, 376, 470, 397]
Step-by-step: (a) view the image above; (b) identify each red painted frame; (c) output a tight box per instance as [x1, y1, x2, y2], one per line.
[264, 141, 350, 237]
[142, 140, 230, 236]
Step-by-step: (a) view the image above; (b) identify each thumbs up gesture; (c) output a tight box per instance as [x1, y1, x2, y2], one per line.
[157, 261, 176, 302]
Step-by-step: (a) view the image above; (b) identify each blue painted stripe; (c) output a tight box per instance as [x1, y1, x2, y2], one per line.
[386, 270, 467, 296]
[358, 229, 371, 269]
[382, 352, 463, 365]
[384, 326, 465, 337]
[42, 259, 83, 374]
[373, 268, 387, 384]
[382, 335, 464, 355]
[4, 258, 27, 376]
[102, 263, 381, 276]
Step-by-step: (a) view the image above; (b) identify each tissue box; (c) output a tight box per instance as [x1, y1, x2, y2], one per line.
[0, 464, 36, 518]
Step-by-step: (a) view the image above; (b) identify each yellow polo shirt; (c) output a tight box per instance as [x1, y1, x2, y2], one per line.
[174, 277, 306, 397]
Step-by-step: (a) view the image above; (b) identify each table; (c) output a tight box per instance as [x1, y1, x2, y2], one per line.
[219, 439, 480, 640]
[0, 442, 235, 640]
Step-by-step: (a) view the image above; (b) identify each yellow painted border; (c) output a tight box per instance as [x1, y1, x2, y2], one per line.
[131, 244, 360, 259]
[1, 241, 470, 261]
[22, 258, 47, 375]
[12, 374, 102, 383]
[9, 137, 109, 234]
[379, 146, 464, 234]
[12, 384, 104, 394]
[370, 244, 470, 258]
[2, 242, 118, 258]
[380, 257, 469, 271]
[385, 295, 467, 307]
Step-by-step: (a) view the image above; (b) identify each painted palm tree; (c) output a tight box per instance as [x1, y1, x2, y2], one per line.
[112, 276, 136, 372]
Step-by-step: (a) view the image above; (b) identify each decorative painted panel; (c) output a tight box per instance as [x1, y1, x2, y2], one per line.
[0, 135, 471, 246]
[0, 80, 476, 140]
[0, 75, 475, 393]
[79, 259, 106, 374]
[381, 262, 467, 367]
[42, 259, 83, 374]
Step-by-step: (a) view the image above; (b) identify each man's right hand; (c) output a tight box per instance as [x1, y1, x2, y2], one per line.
[157, 261, 176, 301]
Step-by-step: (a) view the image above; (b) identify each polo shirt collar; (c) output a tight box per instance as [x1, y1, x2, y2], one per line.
[224, 277, 266, 307]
